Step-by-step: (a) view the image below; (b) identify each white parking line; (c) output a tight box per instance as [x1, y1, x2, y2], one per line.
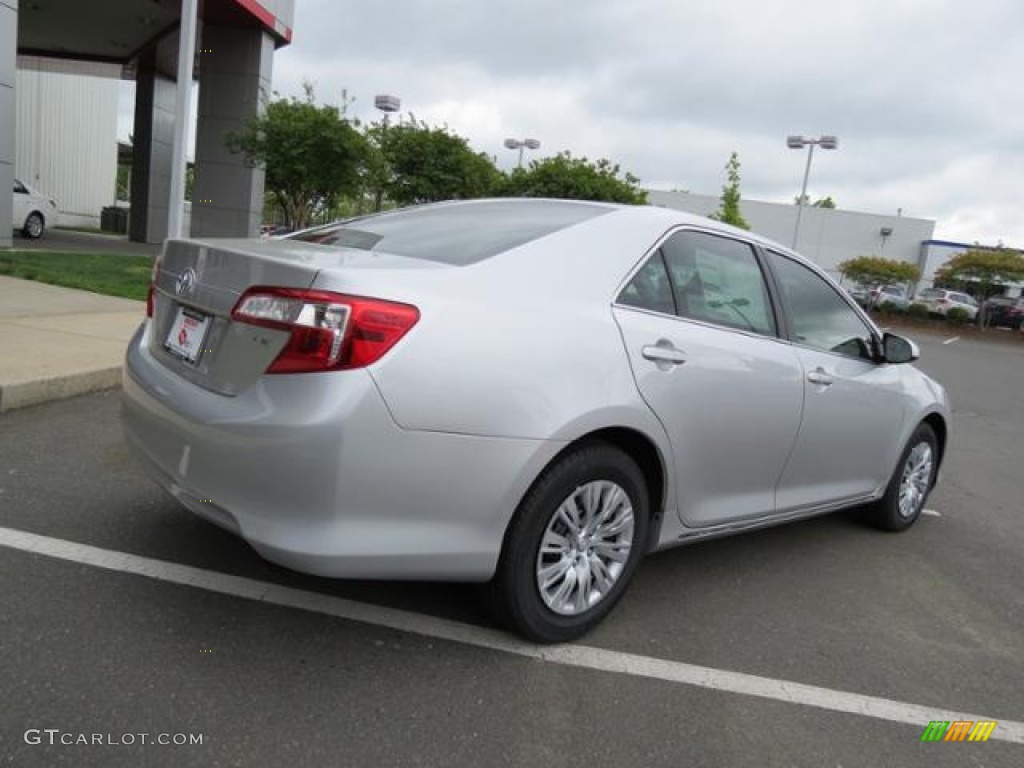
[943, 336, 960, 345]
[1, 525, 1022, 745]
[921, 509, 942, 517]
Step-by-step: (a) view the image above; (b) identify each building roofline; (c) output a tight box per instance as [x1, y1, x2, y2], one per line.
[923, 239, 1020, 251]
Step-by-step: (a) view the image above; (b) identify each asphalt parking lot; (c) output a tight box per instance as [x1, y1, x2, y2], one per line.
[1, 332, 1022, 767]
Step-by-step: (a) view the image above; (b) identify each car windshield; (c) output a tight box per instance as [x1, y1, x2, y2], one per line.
[289, 200, 612, 265]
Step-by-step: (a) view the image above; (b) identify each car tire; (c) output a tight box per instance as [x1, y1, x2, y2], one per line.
[23, 212, 44, 239]
[866, 423, 938, 532]
[485, 441, 649, 643]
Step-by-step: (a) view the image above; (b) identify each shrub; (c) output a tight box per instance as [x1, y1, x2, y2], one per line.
[907, 303, 930, 319]
[946, 307, 971, 325]
[879, 301, 906, 315]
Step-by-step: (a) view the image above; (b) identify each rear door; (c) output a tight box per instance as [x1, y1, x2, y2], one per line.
[614, 229, 804, 528]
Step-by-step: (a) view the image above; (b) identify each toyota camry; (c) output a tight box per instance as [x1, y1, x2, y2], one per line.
[121, 199, 950, 642]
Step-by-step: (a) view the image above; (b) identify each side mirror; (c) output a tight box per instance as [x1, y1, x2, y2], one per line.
[882, 333, 919, 364]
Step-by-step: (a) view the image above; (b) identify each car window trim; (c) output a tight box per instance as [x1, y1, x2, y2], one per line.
[612, 225, 784, 341]
[759, 248, 884, 363]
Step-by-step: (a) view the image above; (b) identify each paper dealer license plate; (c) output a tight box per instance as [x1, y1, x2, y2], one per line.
[165, 307, 210, 364]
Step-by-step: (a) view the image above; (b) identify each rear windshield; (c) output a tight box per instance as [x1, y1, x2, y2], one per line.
[289, 200, 611, 265]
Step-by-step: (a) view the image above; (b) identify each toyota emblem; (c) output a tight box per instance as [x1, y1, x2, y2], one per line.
[176, 267, 197, 296]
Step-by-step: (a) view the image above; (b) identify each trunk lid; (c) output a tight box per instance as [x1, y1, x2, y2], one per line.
[150, 238, 441, 395]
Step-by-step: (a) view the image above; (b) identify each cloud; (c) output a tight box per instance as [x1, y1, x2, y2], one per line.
[253, 0, 1024, 245]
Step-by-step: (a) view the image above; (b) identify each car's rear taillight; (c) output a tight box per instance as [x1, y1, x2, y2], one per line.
[231, 287, 419, 373]
[146, 258, 160, 318]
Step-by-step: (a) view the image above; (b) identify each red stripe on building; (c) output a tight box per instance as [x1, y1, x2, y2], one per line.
[231, 0, 293, 43]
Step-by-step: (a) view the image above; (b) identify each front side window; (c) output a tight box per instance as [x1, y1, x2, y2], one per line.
[660, 230, 776, 335]
[13, 180, 27, 194]
[767, 251, 876, 360]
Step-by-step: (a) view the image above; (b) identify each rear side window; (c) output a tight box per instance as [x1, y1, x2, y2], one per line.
[660, 230, 776, 335]
[617, 230, 776, 336]
[618, 253, 675, 315]
[290, 200, 611, 265]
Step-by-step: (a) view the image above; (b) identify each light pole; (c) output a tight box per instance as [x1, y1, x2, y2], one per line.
[787, 134, 838, 249]
[504, 138, 540, 169]
[374, 95, 401, 212]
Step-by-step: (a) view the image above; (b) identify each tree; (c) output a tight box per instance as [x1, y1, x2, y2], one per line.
[370, 118, 502, 206]
[708, 152, 749, 229]
[500, 151, 646, 204]
[794, 195, 836, 208]
[837, 255, 921, 303]
[226, 85, 368, 230]
[934, 248, 1024, 327]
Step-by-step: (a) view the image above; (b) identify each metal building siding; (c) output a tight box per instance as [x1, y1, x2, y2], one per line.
[15, 62, 118, 223]
[647, 190, 936, 279]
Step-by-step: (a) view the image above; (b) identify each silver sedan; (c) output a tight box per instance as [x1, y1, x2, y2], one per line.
[121, 199, 950, 642]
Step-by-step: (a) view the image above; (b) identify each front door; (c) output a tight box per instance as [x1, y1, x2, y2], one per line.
[764, 250, 909, 511]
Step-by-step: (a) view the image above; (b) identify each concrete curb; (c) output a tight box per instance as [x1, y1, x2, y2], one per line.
[0, 367, 122, 412]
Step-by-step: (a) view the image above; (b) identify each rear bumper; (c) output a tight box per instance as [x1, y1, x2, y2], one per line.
[121, 322, 563, 580]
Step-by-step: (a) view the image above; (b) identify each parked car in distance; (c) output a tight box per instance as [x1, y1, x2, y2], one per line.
[121, 199, 950, 642]
[260, 224, 294, 238]
[981, 295, 1024, 329]
[845, 283, 868, 305]
[12, 178, 58, 239]
[915, 288, 979, 320]
[867, 285, 910, 311]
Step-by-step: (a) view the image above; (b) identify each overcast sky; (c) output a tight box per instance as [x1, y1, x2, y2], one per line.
[123, 0, 1024, 245]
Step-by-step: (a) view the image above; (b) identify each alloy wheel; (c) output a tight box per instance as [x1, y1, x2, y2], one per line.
[535, 480, 635, 616]
[898, 442, 933, 519]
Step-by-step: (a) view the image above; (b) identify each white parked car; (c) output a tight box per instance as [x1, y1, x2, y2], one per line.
[868, 285, 911, 310]
[915, 288, 979, 320]
[12, 178, 58, 239]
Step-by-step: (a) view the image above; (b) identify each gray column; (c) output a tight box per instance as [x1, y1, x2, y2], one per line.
[0, 0, 17, 249]
[129, 65, 176, 244]
[191, 25, 273, 238]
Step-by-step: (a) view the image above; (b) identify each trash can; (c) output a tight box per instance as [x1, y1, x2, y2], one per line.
[101, 206, 129, 234]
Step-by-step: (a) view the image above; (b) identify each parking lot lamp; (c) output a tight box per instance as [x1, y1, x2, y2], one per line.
[787, 135, 838, 249]
[504, 138, 540, 169]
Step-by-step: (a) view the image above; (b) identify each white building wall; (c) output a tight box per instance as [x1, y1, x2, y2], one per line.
[648, 191, 935, 284]
[15, 56, 119, 227]
[1, 0, 16, 248]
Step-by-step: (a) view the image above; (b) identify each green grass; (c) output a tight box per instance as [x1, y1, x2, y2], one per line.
[0, 250, 152, 301]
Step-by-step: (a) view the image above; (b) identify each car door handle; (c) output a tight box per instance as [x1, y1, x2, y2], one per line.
[806, 367, 834, 386]
[642, 340, 687, 366]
